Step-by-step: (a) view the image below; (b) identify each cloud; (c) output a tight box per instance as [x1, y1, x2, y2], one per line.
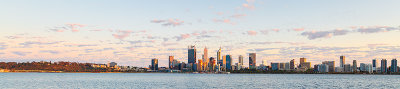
[12, 51, 32, 56]
[293, 28, 305, 31]
[0, 43, 7, 50]
[175, 34, 191, 41]
[301, 29, 350, 40]
[66, 23, 86, 32]
[367, 44, 387, 49]
[49, 27, 67, 32]
[19, 41, 64, 47]
[40, 50, 60, 54]
[249, 41, 304, 45]
[84, 48, 114, 53]
[64, 44, 98, 47]
[231, 14, 247, 18]
[213, 19, 235, 25]
[242, 3, 255, 10]
[127, 40, 154, 44]
[259, 30, 268, 35]
[357, 26, 399, 33]
[112, 30, 132, 40]
[162, 42, 179, 46]
[272, 29, 280, 32]
[247, 30, 257, 36]
[151, 19, 184, 26]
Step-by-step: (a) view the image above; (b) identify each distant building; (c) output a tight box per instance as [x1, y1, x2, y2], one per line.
[226, 55, 232, 70]
[290, 59, 295, 70]
[203, 47, 208, 64]
[391, 59, 397, 73]
[188, 45, 196, 67]
[169, 56, 174, 69]
[322, 61, 335, 72]
[335, 67, 344, 72]
[381, 59, 387, 73]
[353, 60, 357, 72]
[279, 63, 286, 70]
[299, 57, 310, 69]
[271, 63, 280, 71]
[344, 64, 351, 72]
[317, 64, 329, 73]
[151, 58, 158, 70]
[249, 53, 256, 69]
[340, 56, 345, 68]
[372, 59, 377, 72]
[238, 55, 244, 69]
[222, 55, 226, 70]
[360, 63, 366, 72]
[217, 47, 222, 67]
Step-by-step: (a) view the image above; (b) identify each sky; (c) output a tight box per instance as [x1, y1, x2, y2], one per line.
[1, 0, 400, 67]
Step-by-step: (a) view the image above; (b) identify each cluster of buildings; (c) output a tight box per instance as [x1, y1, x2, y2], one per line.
[150, 45, 255, 73]
[148, 45, 399, 74]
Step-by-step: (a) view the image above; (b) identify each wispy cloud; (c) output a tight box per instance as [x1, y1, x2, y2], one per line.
[151, 19, 184, 26]
[19, 41, 64, 47]
[213, 18, 235, 25]
[247, 30, 258, 36]
[357, 26, 399, 33]
[0, 43, 7, 50]
[301, 29, 350, 40]
[12, 51, 32, 56]
[40, 50, 60, 54]
[112, 30, 133, 40]
[175, 34, 191, 41]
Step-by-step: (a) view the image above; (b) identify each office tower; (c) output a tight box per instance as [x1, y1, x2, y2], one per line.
[151, 58, 158, 70]
[188, 45, 196, 64]
[290, 59, 295, 70]
[239, 55, 243, 66]
[198, 60, 203, 71]
[360, 63, 366, 71]
[217, 47, 221, 64]
[300, 58, 306, 64]
[271, 63, 280, 71]
[203, 47, 208, 63]
[381, 59, 387, 73]
[169, 56, 174, 69]
[322, 61, 335, 72]
[209, 57, 216, 71]
[226, 55, 232, 70]
[222, 55, 226, 70]
[372, 59, 377, 72]
[391, 59, 398, 72]
[279, 63, 286, 70]
[284, 63, 290, 70]
[317, 64, 329, 73]
[344, 64, 351, 72]
[340, 56, 345, 67]
[249, 53, 256, 69]
[353, 60, 357, 72]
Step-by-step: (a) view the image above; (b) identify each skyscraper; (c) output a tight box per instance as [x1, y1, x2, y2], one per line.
[322, 61, 335, 72]
[222, 55, 226, 70]
[290, 59, 295, 70]
[188, 45, 196, 64]
[372, 59, 377, 72]
[238, 55, 243, 66]
[391, 59, 397, 73]
[217, 47, 222, 68]
[249, 53, 256, 69]
[169, 56, 174, 69]
[151, 58, 158, 70]
[381, 59, 387, 73]
[203, 47, 208, 63]
[353, 60, 357, 72]
[300, 58, 306, 64]
[340, 56, 345, 67]
[226, 55, 232, 70]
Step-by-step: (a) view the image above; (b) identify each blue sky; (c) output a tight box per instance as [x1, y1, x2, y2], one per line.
[1, 0, 400, 67]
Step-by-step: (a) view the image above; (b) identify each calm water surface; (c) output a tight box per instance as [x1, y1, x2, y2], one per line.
[0, 73, 399, 89]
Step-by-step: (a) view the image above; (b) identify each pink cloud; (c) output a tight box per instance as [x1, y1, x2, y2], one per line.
[293, 28, 305, 31]
[247, 30, 258, 36]
[112, 30, 132, 40]
[272, 29, 280, 32]
[231, 14, 247, 18]
[151, 19, 184, 26]
[175, 34, 191, 41]
[213, 19, 235, 25]
[242, 4, 255, 10]
[66, 23, 86, 32]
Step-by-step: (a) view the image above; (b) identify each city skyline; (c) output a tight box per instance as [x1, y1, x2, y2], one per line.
[1, 0, 400, 67]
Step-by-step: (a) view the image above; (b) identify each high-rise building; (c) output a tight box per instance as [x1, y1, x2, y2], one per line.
[322, 61, 335, 72]
[353, 60, 357, 72]
[391, 59, 397, 73]
[188, 45, 196, 64]
[203, 47, 208, 63]
[107, 62, 117, 68]
[317, 64, 329, 73]
[239, 55, 243, 66]
[340, 56, 345, 67]
[217, 47, 222, 68]
[271, 63, 280, 71]
[372, 59, 377, 72]
[151, 58, 158, 70]
[344, 64, 351, 72]
[249, 53, 256, 69]
[290, 59, 295, 70]
[222, 55, 226, 70]
[169, 56, 174, 69]
[300, 58, 306, 64]
[381, 59, 387, 73]
[226, 55, 232, 70]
